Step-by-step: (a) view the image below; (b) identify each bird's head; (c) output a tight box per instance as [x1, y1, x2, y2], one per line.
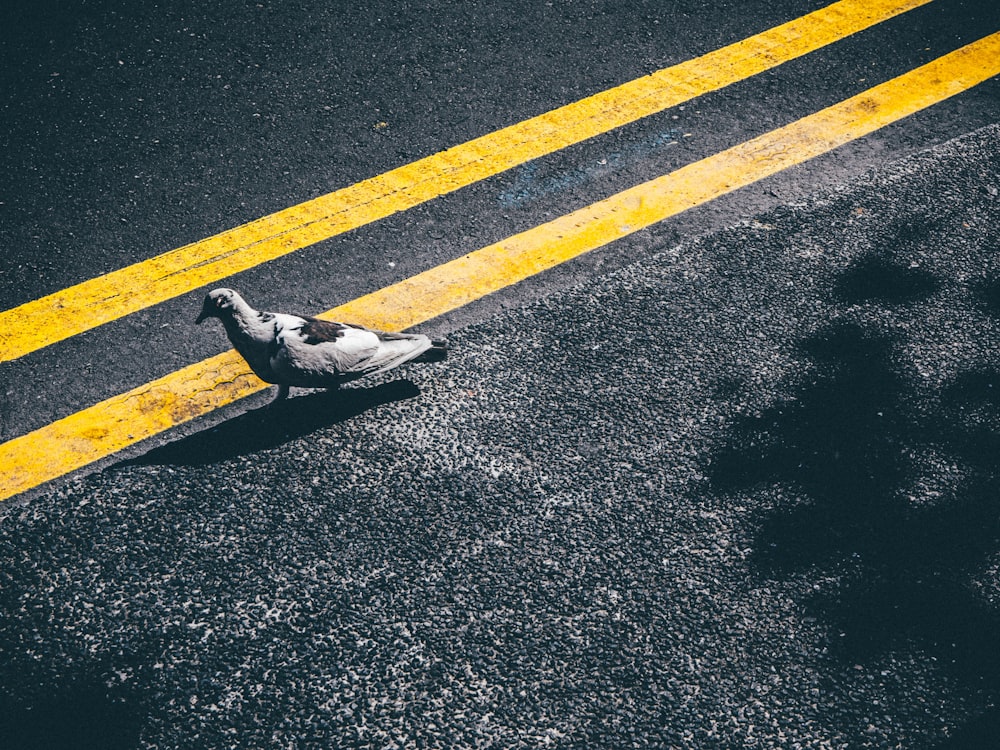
[196, 288, 242, 324]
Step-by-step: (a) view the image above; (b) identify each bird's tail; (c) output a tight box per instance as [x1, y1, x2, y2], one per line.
[413, 339, 448, 363]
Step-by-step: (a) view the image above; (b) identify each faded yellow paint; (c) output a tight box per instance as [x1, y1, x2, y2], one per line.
[0, 0, 931, 362]
[2, 31, 999, 503]
[0, 351, 266, 502]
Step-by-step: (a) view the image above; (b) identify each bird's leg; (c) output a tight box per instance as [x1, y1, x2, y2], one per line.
[272, 383, 290, 403]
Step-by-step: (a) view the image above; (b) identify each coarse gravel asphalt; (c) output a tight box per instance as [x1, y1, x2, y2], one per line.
[2, 125, 1000, 748]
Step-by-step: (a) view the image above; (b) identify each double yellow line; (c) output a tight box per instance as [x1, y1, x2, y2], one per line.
[4, 0, 1000, 502]
[0, 0, 930, 362]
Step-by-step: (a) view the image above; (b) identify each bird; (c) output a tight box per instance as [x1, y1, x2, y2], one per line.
[195, 288, 447, 401]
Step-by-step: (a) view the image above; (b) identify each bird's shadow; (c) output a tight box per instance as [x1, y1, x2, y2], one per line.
[125, 379, 421, 467]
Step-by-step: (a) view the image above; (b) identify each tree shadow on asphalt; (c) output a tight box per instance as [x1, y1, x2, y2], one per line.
[708, 252, 1000, 747]
[0, 668, 143, 750]
[125, 379, 421, 466]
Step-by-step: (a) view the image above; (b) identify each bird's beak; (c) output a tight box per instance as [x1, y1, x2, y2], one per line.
[195, 304, 212, 325]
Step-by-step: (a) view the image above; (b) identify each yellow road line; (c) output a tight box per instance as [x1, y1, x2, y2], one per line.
[0, 0, 931, 363]
[2, 31, 999, 504]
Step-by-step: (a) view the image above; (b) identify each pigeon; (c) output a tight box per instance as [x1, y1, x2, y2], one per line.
[196, 288, 447, 400]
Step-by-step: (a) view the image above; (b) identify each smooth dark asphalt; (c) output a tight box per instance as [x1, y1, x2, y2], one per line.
[2, 126, 1000, 748]
[3, 0, 1000, 748]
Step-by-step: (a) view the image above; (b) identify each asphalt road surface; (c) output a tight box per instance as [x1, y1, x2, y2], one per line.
[2, 0, 1000, 748]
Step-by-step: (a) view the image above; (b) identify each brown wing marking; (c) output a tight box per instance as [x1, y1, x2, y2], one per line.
[297, 317, 349, 345]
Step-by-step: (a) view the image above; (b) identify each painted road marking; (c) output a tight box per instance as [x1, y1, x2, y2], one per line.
[0, 0, 932, 362]
[2, 31, 999, 503]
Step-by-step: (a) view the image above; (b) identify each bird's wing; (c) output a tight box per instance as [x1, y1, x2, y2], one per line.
[311, 318, 435, 375]
[269, 317, 380, 384]
[271, 316, 433, 384]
